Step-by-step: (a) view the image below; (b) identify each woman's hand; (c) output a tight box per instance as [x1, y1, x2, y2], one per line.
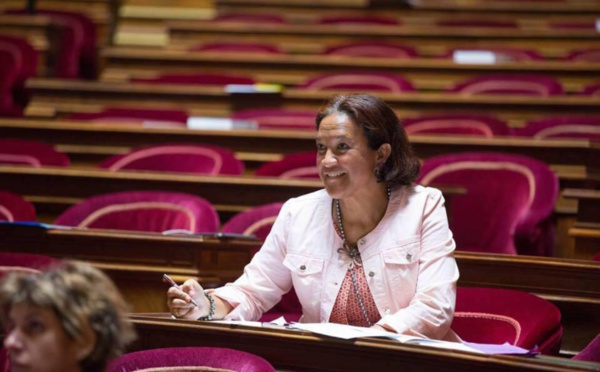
[167, 279, 210, 320]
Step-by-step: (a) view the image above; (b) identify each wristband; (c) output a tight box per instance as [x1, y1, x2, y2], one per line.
[197, 292, 215, 321]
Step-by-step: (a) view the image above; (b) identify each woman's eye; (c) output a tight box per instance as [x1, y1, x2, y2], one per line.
[338, 143, 349, 150]
[26, 320, 45, 334]
[316, 143, 326, 152]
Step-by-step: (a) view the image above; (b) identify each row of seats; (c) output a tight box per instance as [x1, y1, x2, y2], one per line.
[0, 139, 559, 256]
[67, 107, 600, 139]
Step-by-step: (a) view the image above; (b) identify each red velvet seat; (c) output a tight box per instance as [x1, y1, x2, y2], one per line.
[403, 114, 512, 137]
[450, 74, 564, 96]
[574, 334, 600, 362]
[581, 83, 600, 96]
[255, 152, 318, 179]
[54, 191, 219, 233]
[298, 71, 414, 93]
[4, 9, 96, 79]
[440, 47, 543, 62]
[131, 72, 255, 86]
[0, 35, 38, 108]
[0, 190, 36, 222]
[564, 49, 600, 62]
[322, 42, 417, 59]
[190, 42, 283, 54]
[0, 41, 21, 116]
[67, 107, 188, 128]
[453, 287, 562, 355]
[435, 19, 518, 28]
[230, 108, 316, 131]
[317, 15, 399, 26]
[516, 116, 600, 141]
[0, 252, 59, 278]
[0, 138, 69, 167]
[222, 203, 302, 323]
[99, 144, 244, 175]
[107, 347, 276, 372]
[418, 152, 559, 256]
[213, 13, 286, 23]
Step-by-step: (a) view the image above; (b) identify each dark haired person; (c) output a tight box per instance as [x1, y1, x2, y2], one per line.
[169, 94, 459, 340]
[0, 261, 136, 372]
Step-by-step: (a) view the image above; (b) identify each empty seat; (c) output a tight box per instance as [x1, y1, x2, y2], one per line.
[213, 13, 286, 24]
[298, 71, 414, 93]
[107, 347, 276, 372]
[0, 139, 69, 167]
[317, 15, 399, 26]
[403, 114, 512, 137]
[0, 42, 20, 116]
[322, 42, 417, 59]
[419, 152, 559, 256]
[581, 83, 600, 96]
[441, 47, 543, 62]
[131, 72, 255, 86]
[231, 108, 316, 131]
[573, 334, 600, 363]
[0, 190, 36, 222]
[564, 49, 600, 62]
[54, 191, 219, 233]
[190, 42, 283, 54]
[435, 19, 518, 28]
[255, 152, 318, 179]
[0, 35, 38, 108]
[453, 287, 562, 355]
[450, 74, 564, 96]
[99, 144, 244, 175]
[0, 252, 59, 278]
[516, 116, 600, 141]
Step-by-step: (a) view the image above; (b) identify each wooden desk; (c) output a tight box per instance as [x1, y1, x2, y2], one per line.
[564, 189, 600, 260]
[24, 78, 600, 124]
[129, 314, 599, 371]
[165, 21, 600, 55]
[0, 223, 598, 352]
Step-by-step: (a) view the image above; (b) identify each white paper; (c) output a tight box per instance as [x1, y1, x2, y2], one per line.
[186, 117, 258, 130]
[453, 50, 497, 65]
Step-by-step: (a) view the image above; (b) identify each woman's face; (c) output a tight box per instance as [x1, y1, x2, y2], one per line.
[4, 302, 85, 372]
[316, 113, 382, 200]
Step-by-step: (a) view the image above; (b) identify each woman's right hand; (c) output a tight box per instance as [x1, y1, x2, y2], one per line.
[166, 279, 210, 320]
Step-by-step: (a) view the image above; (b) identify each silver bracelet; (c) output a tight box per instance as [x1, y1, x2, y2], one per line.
[197, 292, 215, 321]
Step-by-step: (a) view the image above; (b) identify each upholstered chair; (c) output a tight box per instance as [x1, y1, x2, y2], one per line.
[403, 113, 512, 137]
[0, 139, 70, 167]
[0, 190, 36, 222]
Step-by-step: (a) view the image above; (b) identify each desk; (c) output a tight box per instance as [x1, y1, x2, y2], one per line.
[128, 314, 599, 371]
[100, 48, 600, 93]
[0, 223, 597, 352]
[24, 78, 600, 124]
[564, 189, 600, 260]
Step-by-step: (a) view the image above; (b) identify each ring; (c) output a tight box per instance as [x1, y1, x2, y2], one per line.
[173, 309, 180, 317]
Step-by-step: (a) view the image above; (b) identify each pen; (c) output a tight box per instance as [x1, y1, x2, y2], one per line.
[162, 273, 199, 307]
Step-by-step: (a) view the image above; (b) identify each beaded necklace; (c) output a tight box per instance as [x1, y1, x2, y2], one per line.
[334, 185, 391, 327]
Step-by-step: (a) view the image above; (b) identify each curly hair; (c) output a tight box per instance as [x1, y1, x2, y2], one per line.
[0, 260, 136, 372]
[316, 94, 420, 187]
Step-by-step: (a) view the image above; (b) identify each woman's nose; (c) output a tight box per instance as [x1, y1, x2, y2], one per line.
[4, 329, 23, 351]
[322, 150, 337, 166]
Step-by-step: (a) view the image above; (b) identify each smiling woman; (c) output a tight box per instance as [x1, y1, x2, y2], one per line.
[167, 94, 459, 341]
[0, 261, 136, 372]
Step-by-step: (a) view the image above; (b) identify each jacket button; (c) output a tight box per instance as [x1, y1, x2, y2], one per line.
[359, 238, 366, 245]
[369, 271, 375, 277]
[300, 265, 306, 271]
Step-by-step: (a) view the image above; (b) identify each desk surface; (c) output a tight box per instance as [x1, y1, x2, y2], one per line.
[129, 314, 600, 371]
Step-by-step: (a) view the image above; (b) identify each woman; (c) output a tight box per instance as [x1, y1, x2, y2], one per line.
[168, 94, 459, 340]
[0, 261, 136, 372]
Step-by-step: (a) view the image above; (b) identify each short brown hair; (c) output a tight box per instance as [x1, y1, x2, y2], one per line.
[316, 94, 420, 187]
[0, 261, 136, 372]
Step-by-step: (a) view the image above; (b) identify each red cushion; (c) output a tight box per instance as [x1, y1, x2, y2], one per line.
[0, 190, 36, 222]
[0, 139, 69, 167]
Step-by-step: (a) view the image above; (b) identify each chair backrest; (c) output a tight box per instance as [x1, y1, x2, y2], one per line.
[255, 152, 319, 179]
[418, 152, 558, 255]
[213, 13, 286, 24]
[435, 19, 518, 28]
[0, 43, 19, 115]
[54, 191, 220, 233]
[99, 144, 244, 175]
[581, 83, 600, 96]
[403, 114, 512, 137]
[230, 109, 316, 131]
[322, 42, 417, 59]
[67, 108, 189, 128]
[0, 35, 38, 82]
[317, 15, 399, 26]
[0, 252, 60, 278]
[573, 334, 600, 362]
[131, 73, 255, 86]
[190, 42, 283, 54]
[0, 190, 36, 222]
[298, 71, 414, 93]
[516, 116, 600, 141]
[107, 347, 276, 372]
[549, 21, 597, 30]
[440, 47, 543, 62]
[453, 287, 562, 355]
[221, 202, 283, 240]
[450, 74, 564, 96]
[564, 49, 600, 62]
[0, 139, 70, 167]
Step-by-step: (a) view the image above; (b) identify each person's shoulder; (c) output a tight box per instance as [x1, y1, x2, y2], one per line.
[285, 189, 328, 207]
[397, 184, 443, 201]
